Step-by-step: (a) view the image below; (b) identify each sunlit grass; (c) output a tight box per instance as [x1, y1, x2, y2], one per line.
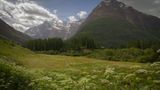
[1, 39, 160, 90]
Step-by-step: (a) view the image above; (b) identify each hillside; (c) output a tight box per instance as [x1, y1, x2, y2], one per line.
[0, 39, 33, 60]
[76, 0, 160, 47]
[0, 19, 32, 44]
[0, 38, 160, 90]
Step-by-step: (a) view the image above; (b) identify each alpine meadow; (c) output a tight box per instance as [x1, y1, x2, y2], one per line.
[0, 0, 160, 90]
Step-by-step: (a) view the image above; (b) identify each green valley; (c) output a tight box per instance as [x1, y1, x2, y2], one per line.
[0, 38, 160, 90]
[1, 0, 160, 90]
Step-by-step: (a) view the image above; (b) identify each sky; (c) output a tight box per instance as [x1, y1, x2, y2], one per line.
[21, 0, 160, 19]
[36, 0, 101, 20]
[1, 0, 160, 32]
[118, 0, 160, 18]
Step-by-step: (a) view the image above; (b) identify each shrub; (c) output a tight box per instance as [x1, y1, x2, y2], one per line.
[88, 48, 159, 63]
[0, 60, 32, 90]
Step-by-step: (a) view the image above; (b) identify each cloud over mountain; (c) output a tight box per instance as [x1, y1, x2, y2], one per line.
[68, 11, 88, 23]
[0, 0, 63, 32]
[68, 16, 78, 23]
[77, 11, 88, 19]
[0, 0, 88, 33]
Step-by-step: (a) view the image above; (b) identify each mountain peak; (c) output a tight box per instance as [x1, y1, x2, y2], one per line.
[76, 0, 160, 48]
[101, 0, 127, 8]
[103, 0, 116, 3]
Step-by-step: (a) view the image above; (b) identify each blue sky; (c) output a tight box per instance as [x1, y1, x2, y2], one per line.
[36, 0, 102, 20]
[1, 0, 160, 32]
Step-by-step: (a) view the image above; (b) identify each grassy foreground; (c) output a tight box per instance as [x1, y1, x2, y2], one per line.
[0, 39, 160, 90]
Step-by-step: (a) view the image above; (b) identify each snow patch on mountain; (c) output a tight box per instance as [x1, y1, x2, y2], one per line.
[0, 0, 88, 39]
[0, 0, 63, 32]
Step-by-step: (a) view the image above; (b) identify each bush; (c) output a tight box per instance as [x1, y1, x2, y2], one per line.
[88, 48, 159, 63]
[0, 60, 32, 90]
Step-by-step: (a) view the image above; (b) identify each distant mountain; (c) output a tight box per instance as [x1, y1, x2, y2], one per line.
[25, 21, 66, 39]
[76, 0, 160, 47]
[0, 19, 31, 44]
[25, 20, 81, 39]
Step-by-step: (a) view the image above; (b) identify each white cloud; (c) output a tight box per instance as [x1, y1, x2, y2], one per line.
[77, 11, 88, 19]
[68, 16, 78, 23]
[67, 11, 88, 24]
[12, 23, 29, 32]
[0, 0, 63, 32]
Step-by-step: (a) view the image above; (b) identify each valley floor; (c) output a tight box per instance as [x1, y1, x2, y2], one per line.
[13, 54, 160, 90]
[20, 54, 144, 70]
[0, 40, 160, 90]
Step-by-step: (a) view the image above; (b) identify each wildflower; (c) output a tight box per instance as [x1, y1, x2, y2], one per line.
[41, 76, 52, 81]
[130, 65, 141, 69]
[157, 49, 160, 53]
[156, 70, 160, 74]
[81, 72, 89, 75]
[124, 74, 136, 80]
[104, 67, 115, 75]
[92, 70, 102, 74]
[90, 75, 98, 79]
[135, 69, 148, 74]
[78, 77, 90, 84]
[150, 62, 160, 67]
[100, 79, 110, 85]
[153, 80, 160, 84]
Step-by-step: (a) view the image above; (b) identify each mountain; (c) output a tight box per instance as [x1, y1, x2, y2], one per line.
[0, 19, 32, 44]
[25, 20, 81, 39]
[76, 0, 160, 48]
[25, 21, 67, 39]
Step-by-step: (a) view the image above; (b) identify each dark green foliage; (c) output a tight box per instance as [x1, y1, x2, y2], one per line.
[68, 35, 98, 50]
[88, 48, 160, 63]
[25, 36, 98, 52]
[0, 60, 32, 90]
[25, 38, 64, 51]
[127, 40, 160, 50]
[76, 17, 160, 48]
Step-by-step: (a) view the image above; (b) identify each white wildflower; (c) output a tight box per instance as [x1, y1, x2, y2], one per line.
[153, 80, 160, 84]
[157, 49, 160, 53]
[124, 74, 136, 80]
[100, 79, 111, 85]
[91, 75, 98, 79]
[78, 77, 90, 84]
[130, 65, 142, 69]
[135, 69, 148, 74]
[104, 67, 115, 75]
[156, 70, 160, 74]
[150, 62, 160, 67]
[92, 70, 102, 74]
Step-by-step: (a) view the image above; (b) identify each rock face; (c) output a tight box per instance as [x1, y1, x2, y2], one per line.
[76, 0, 160, 47]
[25, 20, 81, 40]
[25, 21, 66, 39]
[0, 19, 31, 44]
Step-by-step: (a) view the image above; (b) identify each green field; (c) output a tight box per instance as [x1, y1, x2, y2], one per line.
[0, 39, 160, 90]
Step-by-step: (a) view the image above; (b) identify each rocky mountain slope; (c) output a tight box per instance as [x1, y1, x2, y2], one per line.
[25, 20, 81, 39]
[0, 19, 31, 44]
[76, 0, 160, 47]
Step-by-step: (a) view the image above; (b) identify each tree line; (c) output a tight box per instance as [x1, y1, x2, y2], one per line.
[24, 36, 98, 51]
[127, 40, 160, 50]
[24, 36, 160, 52]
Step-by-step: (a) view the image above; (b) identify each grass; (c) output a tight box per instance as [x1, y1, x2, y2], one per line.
[19, 54, 145, 70]
[0, 39, 160, 90]
[0, 39, 33, 58]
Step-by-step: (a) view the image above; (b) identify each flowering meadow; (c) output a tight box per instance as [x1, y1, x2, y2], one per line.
[1, 58, 160, 90]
